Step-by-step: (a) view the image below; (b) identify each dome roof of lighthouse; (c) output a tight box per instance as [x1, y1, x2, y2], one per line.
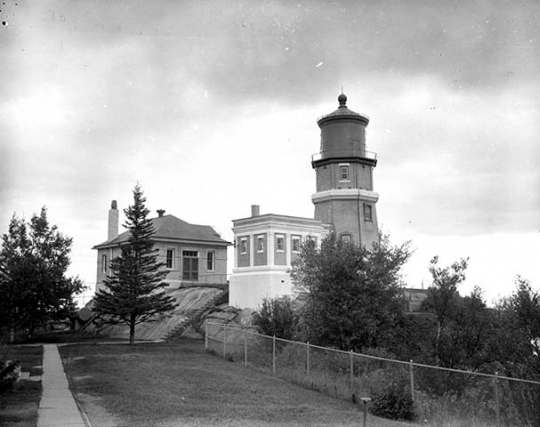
[317, 93, 369, 127]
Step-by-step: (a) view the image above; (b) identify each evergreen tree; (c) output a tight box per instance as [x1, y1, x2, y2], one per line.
[93, 184, 177, 345]
[0, 208, 84, 341]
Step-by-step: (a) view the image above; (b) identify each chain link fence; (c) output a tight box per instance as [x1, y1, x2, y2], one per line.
[205, 322, 540, 426]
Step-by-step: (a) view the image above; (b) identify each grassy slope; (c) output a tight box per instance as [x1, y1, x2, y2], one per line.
[0, 345, 42, 427]
[61, 340, 410, 427]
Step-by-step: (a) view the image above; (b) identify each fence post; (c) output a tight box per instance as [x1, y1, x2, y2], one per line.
[350, 351, 354, 387]
[244, 331, 248, 367]
[306, 342, 310, 379]
[494, 372, 500, 427]
[409, 359, 415, 402]
[272, 335, 276, 377]
[205, 322, 208, 350]
[222, 327, 226, 359]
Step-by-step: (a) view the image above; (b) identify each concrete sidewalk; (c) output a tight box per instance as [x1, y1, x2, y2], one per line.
[38, 344, 87, 427]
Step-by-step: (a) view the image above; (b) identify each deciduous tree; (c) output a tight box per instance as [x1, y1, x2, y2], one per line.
[0, 208, 84, 341]
[93, 184, 177, 345]
[290, 232, 411, 351]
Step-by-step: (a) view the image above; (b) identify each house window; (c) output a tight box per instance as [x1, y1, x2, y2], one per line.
[292, 235, 301, 252]
[240, 238, 247, 254]
[102, 254, 107, 274]
[207, 251, 215, 271]
[182, 250, 199, 281]
[257, 235, 264, 252]
[339, 164, 350, 181]
[364, 204, 372, 222]
[276, 235, 285, 252]
[166, 249, 174, 269]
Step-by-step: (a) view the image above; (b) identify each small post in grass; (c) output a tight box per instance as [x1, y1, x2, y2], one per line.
[349, 350, 354, 387]
[222, 327, 226, 359]
[272, 335, 276, 377]
[494, 372, 500, 427]
[306, 342, 310, 379]
[204, 323, 208, 350]
[409, 359, 415, 402]
[361, 397, 371, 427]
[244, 331, 248, 367]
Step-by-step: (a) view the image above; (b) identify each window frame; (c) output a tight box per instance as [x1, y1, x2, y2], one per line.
[102, 254, 107, 274]
[240, 237, 248, 255]
[276, 234, 285, 252]
[182, 250, 199, 281]
[207, 250, 215, 272]
[291, 235, 301, 253]
[341, 234, 352, 245]
[165, 248, 175, 270]
[364, 203, 373, 222]
[257, 235, 265, 253]
[339, 163, 350, 182]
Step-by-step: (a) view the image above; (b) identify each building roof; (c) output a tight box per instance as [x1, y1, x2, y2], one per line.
[93, 214, 230, 249]
[317, 93, 369, 127]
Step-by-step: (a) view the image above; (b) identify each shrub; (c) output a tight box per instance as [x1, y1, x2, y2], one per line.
[0, 359, 21, 393]
[370, 380, 416, 421]
[253, 296, 299, 340]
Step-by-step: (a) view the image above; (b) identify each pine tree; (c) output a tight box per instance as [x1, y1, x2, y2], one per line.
[93, 184, 177, 345]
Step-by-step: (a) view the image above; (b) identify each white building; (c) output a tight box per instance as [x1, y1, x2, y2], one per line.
[229, 205, 330, 309]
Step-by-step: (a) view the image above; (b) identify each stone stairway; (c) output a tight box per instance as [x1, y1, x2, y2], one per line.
[163, 288, 228, 341]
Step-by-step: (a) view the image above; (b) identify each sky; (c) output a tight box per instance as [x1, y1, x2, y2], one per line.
[1, 0, 539, 306]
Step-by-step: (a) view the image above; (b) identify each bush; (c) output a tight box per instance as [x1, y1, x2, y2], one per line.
[253, 296, 299, 340]
[370, 380, 416, 421]
[0, 359, 21, 393]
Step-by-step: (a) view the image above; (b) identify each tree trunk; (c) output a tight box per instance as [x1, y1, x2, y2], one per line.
[129, 315, 136, 345]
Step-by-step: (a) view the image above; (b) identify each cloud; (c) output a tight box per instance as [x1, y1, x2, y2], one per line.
[1, 0, 538, 300]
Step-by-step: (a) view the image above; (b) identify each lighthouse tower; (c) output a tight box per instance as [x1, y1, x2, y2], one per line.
[311, 94, 379, 247]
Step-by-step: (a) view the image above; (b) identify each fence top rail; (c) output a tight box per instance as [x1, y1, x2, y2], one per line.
[205, 322, 540, 386]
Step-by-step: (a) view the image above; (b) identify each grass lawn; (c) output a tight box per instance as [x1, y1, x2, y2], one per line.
[60, 340, 411, 427]
[0, 345, 42, 427]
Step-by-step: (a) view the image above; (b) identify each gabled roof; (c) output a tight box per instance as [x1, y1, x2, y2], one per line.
[93, 214, 230, 249]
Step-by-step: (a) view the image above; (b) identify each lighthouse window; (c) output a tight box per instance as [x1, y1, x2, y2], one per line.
[339, 164, 350, 181]
[364, 204, 373, 222]
[341, 234, 352, 245]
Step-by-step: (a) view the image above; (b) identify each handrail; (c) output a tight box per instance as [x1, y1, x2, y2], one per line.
[312, 150, 377, 162]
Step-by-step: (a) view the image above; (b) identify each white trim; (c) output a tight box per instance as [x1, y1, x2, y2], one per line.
[232, 265, 290, 274]
[311, 188, 379, 203]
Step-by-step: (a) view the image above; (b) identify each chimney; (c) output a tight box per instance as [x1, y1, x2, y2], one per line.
[108, 200, 119, 241]
[157, 209, 165, 217]
[251, 204, 260, 217]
